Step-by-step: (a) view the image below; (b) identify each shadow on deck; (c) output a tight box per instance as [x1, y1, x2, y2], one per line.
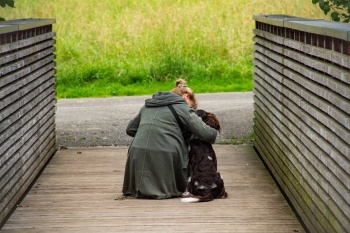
[1, 145, 305, 233]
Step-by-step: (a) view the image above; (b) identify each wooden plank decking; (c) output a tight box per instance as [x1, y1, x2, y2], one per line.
[1, 145, 305, 233]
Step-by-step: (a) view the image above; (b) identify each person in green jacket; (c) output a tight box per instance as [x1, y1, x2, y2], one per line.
[122, 79, 218, 199]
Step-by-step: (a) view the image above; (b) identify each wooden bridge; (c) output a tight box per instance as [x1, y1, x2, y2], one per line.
[1, 145, 305, 233]
[3, 15, 349, 233]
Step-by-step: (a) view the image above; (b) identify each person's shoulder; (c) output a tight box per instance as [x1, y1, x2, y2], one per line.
[175, 103, 195, 115]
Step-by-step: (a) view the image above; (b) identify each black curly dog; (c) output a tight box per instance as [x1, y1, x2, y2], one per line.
[181, 109, 227, 203]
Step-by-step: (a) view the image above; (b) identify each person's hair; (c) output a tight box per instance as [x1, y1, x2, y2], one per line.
[170, 79, 198, 109]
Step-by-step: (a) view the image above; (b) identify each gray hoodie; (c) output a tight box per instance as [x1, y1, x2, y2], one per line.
[122, 91, 217, 199]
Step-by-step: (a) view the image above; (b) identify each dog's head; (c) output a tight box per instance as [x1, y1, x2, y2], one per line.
[196, 109, 221, 132]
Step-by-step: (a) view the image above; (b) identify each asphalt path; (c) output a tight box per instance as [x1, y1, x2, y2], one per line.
[56, 92, 254, 147]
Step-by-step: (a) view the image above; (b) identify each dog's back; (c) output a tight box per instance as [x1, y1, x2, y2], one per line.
[189, 138, 217, 172]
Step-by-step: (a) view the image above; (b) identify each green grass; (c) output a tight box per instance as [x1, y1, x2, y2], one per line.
[229, 132, 255, 145]
[1, 0, 328, 98]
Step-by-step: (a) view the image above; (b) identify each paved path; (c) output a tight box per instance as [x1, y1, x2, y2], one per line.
[56, 92, 254, 147]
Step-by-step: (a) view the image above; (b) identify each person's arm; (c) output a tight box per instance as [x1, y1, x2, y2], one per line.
[181, 107, 218, 144]
[126, 109, 142, 137]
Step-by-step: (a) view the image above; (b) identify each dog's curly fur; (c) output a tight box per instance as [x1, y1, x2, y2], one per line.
[181, 110, 227, 203]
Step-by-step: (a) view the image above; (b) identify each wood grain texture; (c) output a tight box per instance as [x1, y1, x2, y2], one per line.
[1, 145, 305, 233]
[253, 18, 350, 233]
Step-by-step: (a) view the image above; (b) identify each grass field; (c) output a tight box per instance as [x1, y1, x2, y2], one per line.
[1, 0, 328, 98]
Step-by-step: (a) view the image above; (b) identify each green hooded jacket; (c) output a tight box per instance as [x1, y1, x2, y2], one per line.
[122, 91, 217, 199]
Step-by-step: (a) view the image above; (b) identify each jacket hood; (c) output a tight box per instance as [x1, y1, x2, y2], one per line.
[145, 92, 186, 107]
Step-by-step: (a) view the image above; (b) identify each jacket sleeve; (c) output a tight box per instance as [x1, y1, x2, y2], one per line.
[181, 107, 217, 144]
[126, 110, 142, 137]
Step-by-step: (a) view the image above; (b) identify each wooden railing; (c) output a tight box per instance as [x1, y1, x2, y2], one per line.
[0, 18, 56, 227]
[253, 14, 350, 233]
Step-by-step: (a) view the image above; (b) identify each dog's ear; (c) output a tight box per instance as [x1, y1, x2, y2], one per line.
[196, 109, 221, 132]
[205, 112, 221, 132]
[196, 110, 207, 120]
